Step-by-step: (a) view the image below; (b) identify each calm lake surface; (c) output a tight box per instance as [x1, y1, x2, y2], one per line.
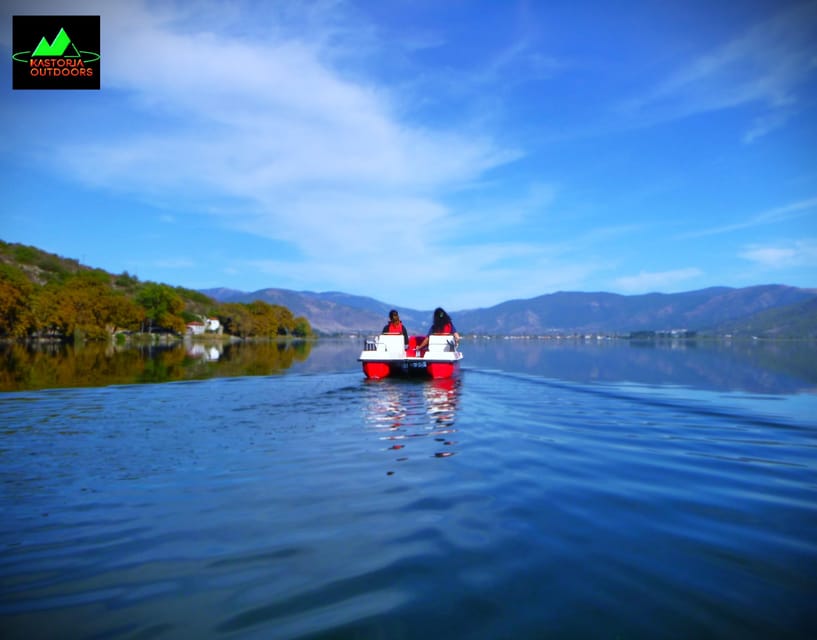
[1, 339, 816, 638]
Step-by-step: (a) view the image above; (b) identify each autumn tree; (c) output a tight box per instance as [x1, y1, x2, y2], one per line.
[0, 264, 35, 338]
[219, 303, 253, 338]
[1, 242, 307, 341]
[32, 271, 143, 341]
[273, 304, 296, 335]
[240, 301, 301, 337]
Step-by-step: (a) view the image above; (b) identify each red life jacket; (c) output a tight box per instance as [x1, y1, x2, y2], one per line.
[386, 321, 404, 334]
[433, 322, 453, 334]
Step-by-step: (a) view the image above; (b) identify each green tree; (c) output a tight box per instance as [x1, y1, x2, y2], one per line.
[135, 283, 186, 333]
[292, 316, 312, 337]
[114, 271, 140, 293]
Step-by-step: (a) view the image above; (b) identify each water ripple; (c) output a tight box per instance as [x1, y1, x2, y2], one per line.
[1, 366, 816, 638]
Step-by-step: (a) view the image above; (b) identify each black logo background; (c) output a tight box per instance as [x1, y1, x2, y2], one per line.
[13, 15, 100, 90]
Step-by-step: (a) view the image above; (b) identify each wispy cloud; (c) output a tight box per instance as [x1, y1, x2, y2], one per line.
[740, 239, 817, 268]
[678, 197, 817, 239]
[619, 1, 817, 139]
[614, 268, 703, 294]
[742, 108, 795, 144]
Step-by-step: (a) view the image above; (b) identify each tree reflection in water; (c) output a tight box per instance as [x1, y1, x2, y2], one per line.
[0, 340, 313, 391]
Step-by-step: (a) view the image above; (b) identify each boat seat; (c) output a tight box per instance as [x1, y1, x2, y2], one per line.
[427, 334, 456, 352]
[375, 334, 406, 352]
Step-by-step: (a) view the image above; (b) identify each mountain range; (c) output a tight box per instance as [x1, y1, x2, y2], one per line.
[8, 239, 810, 338]
[201, 284, 817, 338]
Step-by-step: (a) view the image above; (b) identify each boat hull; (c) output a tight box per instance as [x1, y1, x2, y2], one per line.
[362, 361, 392, 379]
[359, 334, 462, 380]
[427, 361, 456, 379]
[361, 359, 460, 380]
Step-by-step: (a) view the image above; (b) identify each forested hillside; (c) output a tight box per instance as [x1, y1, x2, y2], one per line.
[0, 241, 311, 341]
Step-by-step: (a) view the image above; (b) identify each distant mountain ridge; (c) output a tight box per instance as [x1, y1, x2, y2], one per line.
[201, 285, 817, 338]
[200, 287, 430, 334]
[2, 240, 811, 338]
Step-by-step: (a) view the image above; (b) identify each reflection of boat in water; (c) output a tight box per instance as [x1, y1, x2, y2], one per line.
[359, 334, 463, 379]
[423, 377, 459, 431]
[363, 376, 461, 470]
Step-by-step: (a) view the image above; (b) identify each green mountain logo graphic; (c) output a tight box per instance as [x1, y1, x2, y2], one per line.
[32, 28, 81, 57]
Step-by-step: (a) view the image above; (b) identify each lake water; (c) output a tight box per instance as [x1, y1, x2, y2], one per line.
[1, 339, 816, 638]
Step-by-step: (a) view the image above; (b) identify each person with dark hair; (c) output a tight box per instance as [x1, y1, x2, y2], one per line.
[382, 309, 409, 346]
[417, 307, 459, 350]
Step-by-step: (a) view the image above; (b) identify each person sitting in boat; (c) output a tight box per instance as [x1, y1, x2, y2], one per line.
[417, 307, 459, 350]
[382, 309, 409, 347]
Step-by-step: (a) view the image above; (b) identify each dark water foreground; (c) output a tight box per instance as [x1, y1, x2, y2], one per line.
[1, 339, 816, 638]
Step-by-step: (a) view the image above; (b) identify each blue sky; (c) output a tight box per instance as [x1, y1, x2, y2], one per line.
[1, 0, 816, 310]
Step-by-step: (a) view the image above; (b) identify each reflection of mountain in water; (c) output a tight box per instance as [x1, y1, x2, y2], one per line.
[462, 339, 817, 395]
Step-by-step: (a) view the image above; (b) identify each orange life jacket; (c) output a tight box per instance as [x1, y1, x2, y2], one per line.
[386, 321, 404, 334]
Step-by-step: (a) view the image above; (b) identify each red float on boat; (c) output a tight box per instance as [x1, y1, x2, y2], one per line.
[359, 334, 462, 379]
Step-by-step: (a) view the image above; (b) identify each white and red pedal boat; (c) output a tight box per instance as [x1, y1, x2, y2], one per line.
[359, 333, 463, 379]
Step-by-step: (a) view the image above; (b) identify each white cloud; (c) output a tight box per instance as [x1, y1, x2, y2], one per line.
[614, 268, 703, 294]
[27, 0, 520, 287]
[739, 246, 796, 267]
[740, 239, 817, 268]
[619, 2, 817, 136]
[242, 240, 604, 310]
